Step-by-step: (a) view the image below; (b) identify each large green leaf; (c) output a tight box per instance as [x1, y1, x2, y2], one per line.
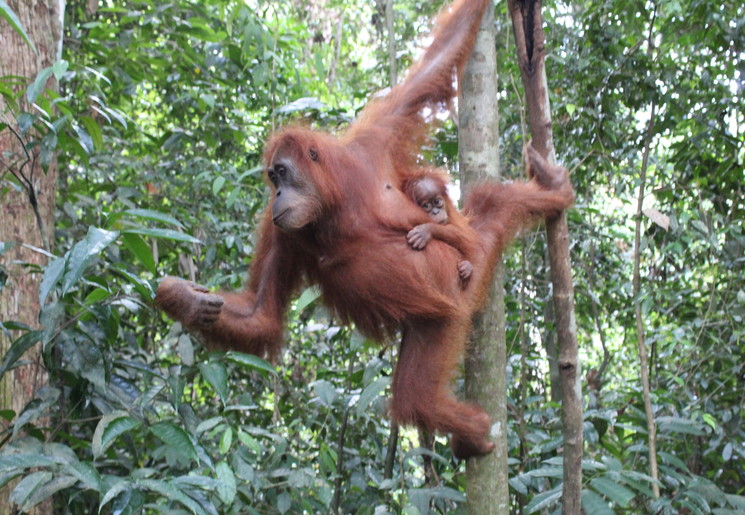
[60, 227, 119, 296]
[215, 461, 236, 505]
[13, 387, 60, 437]
[39, 256, 65, 305]
[15, 475, 77, 512]
[149, 423, 199, 463]
[122, 227, 201, 244]
[138, 478, 209, 515]
[0, 330, 41, 380]
[198, 361, 229, 406]
[356, 376, 390, 416]
[67, 462, 101, 493]
[8, 471, 53, 510]
[121, 233, 156, 274]
[590, 477, 635, 508]
[525, 485, 562, 513]
[121, 208, 185, 228]
[0, 1, 35, 52]
[92, 411, 141, 459]
[582, 489, 614, 515]
[225, 351, 276, 376]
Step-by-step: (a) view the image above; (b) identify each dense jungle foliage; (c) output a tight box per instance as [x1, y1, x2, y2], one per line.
[0, 0, 743, 513]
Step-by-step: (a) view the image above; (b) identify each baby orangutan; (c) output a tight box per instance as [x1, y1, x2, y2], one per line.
[404, 171, 477, 283]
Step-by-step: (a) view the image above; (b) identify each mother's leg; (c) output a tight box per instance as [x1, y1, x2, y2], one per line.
[390, 318, 495, 459]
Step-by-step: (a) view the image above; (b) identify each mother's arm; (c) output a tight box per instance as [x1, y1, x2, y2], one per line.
[155, 210, 303, 360]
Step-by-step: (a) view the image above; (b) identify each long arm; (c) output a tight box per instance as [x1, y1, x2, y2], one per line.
[463, 144, 574, 307]
[155, 210, 304, 360]
[344, 0, 491, 172]
[407, 221, 479, 261]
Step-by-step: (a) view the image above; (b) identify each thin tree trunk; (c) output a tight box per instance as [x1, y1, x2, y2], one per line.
[632, 100, 660, 498]
[386, 0, 397, 85]
[459, 4, 508, 513]
[632, 5, 661, 499]
[507, 1, 583, 512]
[0, 1, 63, 514]
[326, 12, 345, 91]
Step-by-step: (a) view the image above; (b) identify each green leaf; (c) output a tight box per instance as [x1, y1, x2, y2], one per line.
[200, 93, 216, 109]
[99, 480, 131, 511]
[226, 187, 240, 209]
[225, 351, 276, 376]
[196, 417, 222, 434]
[313, 380, 337, 406]
[92, 411, 141, 459]
[295, 285, 321, 313]
[9, 471, 53, 509]
[199, 361, 229, 406]
[509, 476, 528, 495]
[121, 233, 156, 274]
[122, 227, 202, 244]
[122, 208, 184, 228]
[582, 489, 614, 515]
[659, 451, 688, 471]
[177, 333, 194, 366]
[80, 115, 103, 150]
[61, 227, 119, 295]
[0, 330, 42, 380]
[71, 121, 94, 154]
[52, 59, 69, 80]
[17, 112, 34, 133]
[13, 387, 60, 437]
[658, 416, 706, 436]
[0, 454, 55, 471]
[590, 477, 635, 507]
[219, 426, 233, 454]
[26, 66, 52, 104]
[356, 376, 390, 415]
[84, 287, 112, 305]
[17, 475, 77, 511]
[216, 461, 236, 505]
[68, 462, 101, 492]
[277, 491, 292, 514]
[525, 485, 562, 513]
[39, 255, 65, 305]
[212, 176, 226, 195]
[0, 1, 36, 53]
[237, 430, 261, 454]
[149, 423, 198, 463]
[137, 479, 207, 515]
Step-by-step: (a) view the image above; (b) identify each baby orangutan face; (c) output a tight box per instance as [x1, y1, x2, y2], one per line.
[411, 178, 448, 224]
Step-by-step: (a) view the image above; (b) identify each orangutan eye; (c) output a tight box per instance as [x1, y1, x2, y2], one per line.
[309, 148, 319, 161]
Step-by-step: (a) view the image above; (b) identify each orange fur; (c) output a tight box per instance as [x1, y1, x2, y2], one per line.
[155, 0, 573, 459]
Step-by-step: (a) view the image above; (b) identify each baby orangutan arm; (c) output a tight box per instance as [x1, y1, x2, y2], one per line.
[407, 223, 477, 281]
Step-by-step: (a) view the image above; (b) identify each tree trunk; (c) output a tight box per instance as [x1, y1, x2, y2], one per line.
[459, 4, 508, 513]
[632, 100, 661, 498]
[507, 1, 583, 513]
[386, 0, 397, 85]
[632, 6, 661, 499]
[0, 1, 63, 513]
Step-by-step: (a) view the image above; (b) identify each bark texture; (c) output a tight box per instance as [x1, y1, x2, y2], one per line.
[458, 4, 508, 513]
[0, 1, 62, 513]
[508, 0, 583, 512]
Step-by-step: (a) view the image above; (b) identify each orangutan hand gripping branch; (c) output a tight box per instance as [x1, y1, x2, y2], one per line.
[155, 0, 574, 459]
